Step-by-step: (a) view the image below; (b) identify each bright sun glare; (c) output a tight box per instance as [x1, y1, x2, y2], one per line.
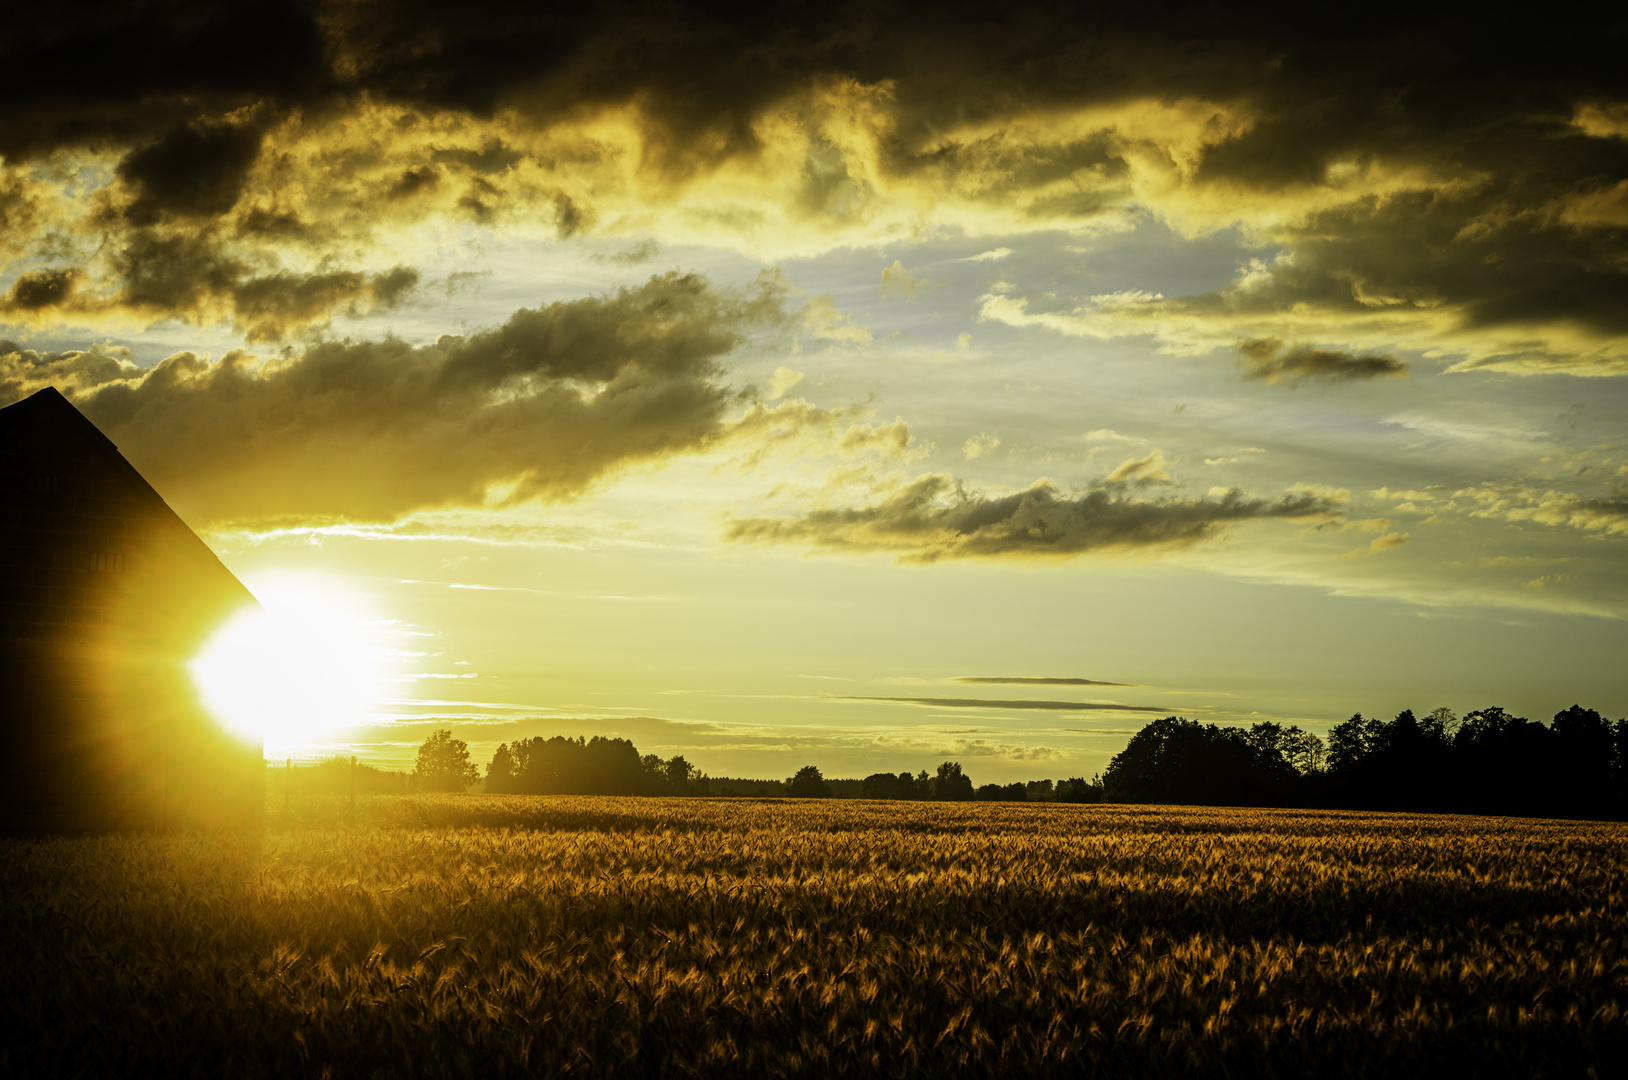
[190, 573, 392, 758]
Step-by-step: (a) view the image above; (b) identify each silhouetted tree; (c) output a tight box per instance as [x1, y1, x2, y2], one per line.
[664, 754, 705, 796]
[862, 771, 921, 799]
[1612, 719, 1628, 816]
[1421, 707, 1459, 743]
[1054, 776, 1101, 803]
[486, 743, 516, 793]
[1549, 705, 1615, 818]
[414, 729, 478, 792]
[491, 735, 673, 795]
[1326, 713, 1380, 778]
[1455, 706, 1553, 816]
[1283, 727, 1327, 775]
[641, 753, 670, 792]
[786, 765, 832, 798]
[1103, 717, 1313, 806]
[478, 705, 1628, 818]
[932, 761, 974, 801]
[1367, 710, 1451, 810]
[581, 736, 646, 795]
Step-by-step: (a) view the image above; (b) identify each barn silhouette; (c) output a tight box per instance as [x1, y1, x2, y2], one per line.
[1, 386, 262, 829]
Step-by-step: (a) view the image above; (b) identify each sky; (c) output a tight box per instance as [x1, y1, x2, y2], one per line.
[2, 3, 1625, 780]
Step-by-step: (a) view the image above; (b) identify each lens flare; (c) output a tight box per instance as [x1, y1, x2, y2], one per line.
[190, 573, 390, 757]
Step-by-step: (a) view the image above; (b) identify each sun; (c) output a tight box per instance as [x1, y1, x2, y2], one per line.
[190, 572, 392, 758]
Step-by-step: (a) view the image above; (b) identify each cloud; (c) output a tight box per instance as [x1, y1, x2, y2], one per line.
[7, 268, 80, 310]
[2, 272, 810, 524]
[978, 169, 1628, 377]
[727, 471, 1340, 563]
[0, 339, 144, 403]
[949, 739, 1066, 761]
[721, 400, 926, 467]
[879, 260, 921, 300]
[229, 266, 421, 341]
[1104, 448, 1174, 486]
[1204, 448, 1265, 466]
[597, 239, 661, 265]
[799, 295, 872, 345]
[1, 7, 1621, 375]
[962, 433, 1000, 459]
[766, 366, 804, 400]
[953, 676, 1134, 687]
[830, 696, 1166, 712]
[1341, 531, 1410, 559]
[117, 120, 266, 225]
[1524, 573, 1576, 591]
[0, 225, 422, 341]
[1573, 103, 1628, 141]
[961, 248, 1012, 262]
[1370, 487, 1439, 502]
[1237, 338, 1408, 384]
[1451, 484, 1628, 537]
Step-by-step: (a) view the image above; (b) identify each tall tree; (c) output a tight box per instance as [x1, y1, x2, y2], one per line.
[486, 742, 516, 793]
[932, 761, 974, 801]
[414, 729, 479, 793]
[786, 765, 832, 798]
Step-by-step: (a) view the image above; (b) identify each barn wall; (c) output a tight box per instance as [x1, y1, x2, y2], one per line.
[1, 388, 262, 830]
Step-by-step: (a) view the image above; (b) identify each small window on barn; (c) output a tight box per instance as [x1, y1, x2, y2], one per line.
[27, 474, 59, 494]
[88, 552, 127, 573]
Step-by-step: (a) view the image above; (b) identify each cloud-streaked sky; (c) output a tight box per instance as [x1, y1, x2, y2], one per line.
[4, 3, 1625, 777]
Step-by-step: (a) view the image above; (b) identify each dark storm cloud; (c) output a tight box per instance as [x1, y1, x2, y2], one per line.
[1, 4, 1623, 369]
[1238, 339, 1408, 384]
[953, 676, 1134, 687]
[0, 3, 329, 157]
[6, 268, 79, 311]
[0, 272, 791, 523]
[7, 4, 1614, 181]
[832, 696, 1166, 712]
[228, 266, 421, 342]
[117, 121, 266, 224]
[0, 226, 422, 341]
[727, 474, 1339, 562]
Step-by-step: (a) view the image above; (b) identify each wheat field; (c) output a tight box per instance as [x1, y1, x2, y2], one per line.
[3, 797, 1625, 1077]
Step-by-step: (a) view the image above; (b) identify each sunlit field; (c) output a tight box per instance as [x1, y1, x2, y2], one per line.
[4, 800, 1626, 1077]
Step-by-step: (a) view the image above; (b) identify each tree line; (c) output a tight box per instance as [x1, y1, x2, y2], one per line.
[1100, 705, 1628, 819]
[406, 702, 1627, 820]
[857, 764, 1101, 803]
[411, 731, 1100, 802]
[484, 735, 710, 796]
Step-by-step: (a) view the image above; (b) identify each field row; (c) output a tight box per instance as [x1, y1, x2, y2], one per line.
[4, 798, 1626, 1077]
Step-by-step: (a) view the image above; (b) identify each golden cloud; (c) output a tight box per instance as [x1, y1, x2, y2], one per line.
[1, 272, 887, 524]
[0, 6, 1620, 380]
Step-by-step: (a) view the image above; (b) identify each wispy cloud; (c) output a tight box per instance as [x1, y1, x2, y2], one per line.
[829, 696, 1167, 712]
[953, 676, 1134, 687]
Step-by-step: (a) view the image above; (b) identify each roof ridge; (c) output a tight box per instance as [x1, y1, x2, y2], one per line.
[1, 384, 257, 610]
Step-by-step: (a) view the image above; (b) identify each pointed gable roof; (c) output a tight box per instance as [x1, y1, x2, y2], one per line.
[1, 385, 256, 650]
